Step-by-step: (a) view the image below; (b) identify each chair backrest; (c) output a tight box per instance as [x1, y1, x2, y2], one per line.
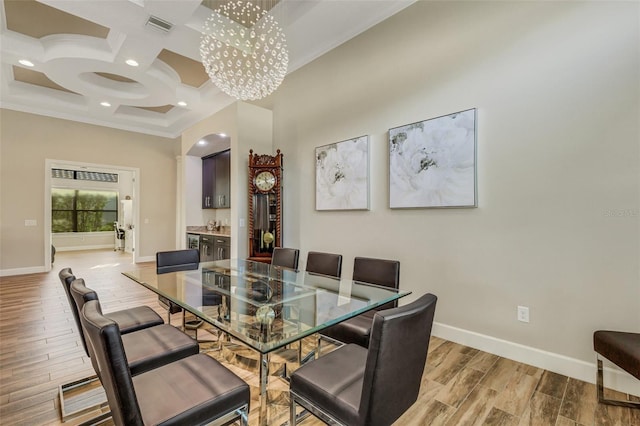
[59, 268, 91, 356]
[359, 293, 437, 426]
[156, 249, 200, 274]
[80, 299, 144, 426]
[69, 279, 102, 365]
[271, 247, 300, 271]
[305, 251, 342, 278]
[352, 257, 400, 310]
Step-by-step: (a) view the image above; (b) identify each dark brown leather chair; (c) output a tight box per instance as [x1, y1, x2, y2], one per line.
[290, 293, 437, 426]
[58, 268, 165, 422]
[70, 279, 199, 376]
[321, 257, 400, 348]
[593, 330, 640, 408]
[156, 249, 200, 325]
[59, 268, 164, 357]
[80, 299, 250, 426]
[305, 251, 342, 278]
[272, 247, 300, 271]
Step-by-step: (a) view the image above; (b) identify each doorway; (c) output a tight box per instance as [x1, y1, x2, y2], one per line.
[44, 159, 141, 271]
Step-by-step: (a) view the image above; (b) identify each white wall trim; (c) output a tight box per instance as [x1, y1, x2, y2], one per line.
[0, 266, 46, 277]
[433, 322, 639, 396]
[136, 255, 155, 263]
[44, 159, 141, 269]
[55, 245, 115, 252]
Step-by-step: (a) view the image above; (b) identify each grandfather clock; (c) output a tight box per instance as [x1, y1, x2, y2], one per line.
[248, 149, 283, 263]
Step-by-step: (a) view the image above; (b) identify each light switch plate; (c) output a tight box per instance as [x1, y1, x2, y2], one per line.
[24, 219, 37, 226]
[517, 306, 530, 323]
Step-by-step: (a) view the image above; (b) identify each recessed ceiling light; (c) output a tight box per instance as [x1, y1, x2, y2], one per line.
[125, 59, 139, 67]
[219, 133, 227, 137]
[177, 101, 187, 107]
[198, 140, 207, 145]
[100, 101, 111, 107]
[18, 59, 34, 67]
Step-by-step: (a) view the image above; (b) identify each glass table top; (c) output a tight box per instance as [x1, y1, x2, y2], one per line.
[123, 258, 410, 354]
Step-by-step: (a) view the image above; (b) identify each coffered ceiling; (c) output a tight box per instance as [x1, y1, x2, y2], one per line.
[0, 0, 415, 138]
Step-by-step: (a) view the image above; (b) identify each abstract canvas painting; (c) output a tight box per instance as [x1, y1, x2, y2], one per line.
[316, 135, 369, 210]
[389, 109, 477, 208]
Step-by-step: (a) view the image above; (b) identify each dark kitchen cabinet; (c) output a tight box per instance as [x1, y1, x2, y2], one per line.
[214, 150, 230, 208]
[199, 235, 230, 262]
[199, 235, 215, 262]
[202, 156, 215, 209]
[213, 236, 230, 260]
[202, 150, 230, 209]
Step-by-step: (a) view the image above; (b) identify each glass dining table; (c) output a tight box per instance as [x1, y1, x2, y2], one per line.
[123, 258, 410, 425]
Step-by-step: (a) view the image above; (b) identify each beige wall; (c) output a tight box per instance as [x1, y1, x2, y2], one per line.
[0, 109, 180, 273]
[259, 1, 640, 390]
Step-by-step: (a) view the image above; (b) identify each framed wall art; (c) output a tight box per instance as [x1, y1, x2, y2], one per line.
[315, 135, 369, 211]
[389, 108, 477, 209]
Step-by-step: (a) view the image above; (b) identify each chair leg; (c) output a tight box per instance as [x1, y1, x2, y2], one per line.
[289, 391, 344, 425]
[290, 394, 298, 426]
[239, 404, 249, 426]
[597, 358, 640, 408]
[59, 374, 110, 423]
[315, 333, 344, 360]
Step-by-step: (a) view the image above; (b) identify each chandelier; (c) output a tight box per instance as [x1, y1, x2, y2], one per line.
[200, 0, 289, 101]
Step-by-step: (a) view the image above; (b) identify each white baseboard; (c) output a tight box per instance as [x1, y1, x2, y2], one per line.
[55, 244, 114, 252]
[0, 266, 46, 277]
[1, 253, 152, 278]
[432, 322, 639, 397]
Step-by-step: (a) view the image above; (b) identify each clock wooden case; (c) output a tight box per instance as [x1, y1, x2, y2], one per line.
[248, 149, 283, 263]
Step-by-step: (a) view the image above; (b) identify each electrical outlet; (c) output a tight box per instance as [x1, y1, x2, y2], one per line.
[517, 306, 530, 323]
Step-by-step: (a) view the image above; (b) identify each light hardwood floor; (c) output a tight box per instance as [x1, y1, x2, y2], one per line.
[0, 249, 637, 425]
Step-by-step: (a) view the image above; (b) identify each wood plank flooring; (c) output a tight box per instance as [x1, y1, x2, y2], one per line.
[1, 249, 638, 425]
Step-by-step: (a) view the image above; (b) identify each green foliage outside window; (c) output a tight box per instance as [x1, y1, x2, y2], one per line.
[52, 189, 118, 232]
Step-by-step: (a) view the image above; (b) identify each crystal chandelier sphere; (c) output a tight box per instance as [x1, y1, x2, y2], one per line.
[200, 0, 289, 101]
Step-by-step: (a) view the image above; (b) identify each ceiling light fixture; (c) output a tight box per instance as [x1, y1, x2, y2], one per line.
[200, 0, 289, 101]
[177, 101, 187, 107]
[19, 59, 34, 67]
[100, 101, 111, 107]
[125, 59, 139, 67]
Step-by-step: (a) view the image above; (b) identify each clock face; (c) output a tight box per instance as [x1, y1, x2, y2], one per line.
[255, 171, 276, 192]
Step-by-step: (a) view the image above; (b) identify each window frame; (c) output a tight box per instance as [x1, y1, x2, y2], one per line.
[51, 188, 119, 233]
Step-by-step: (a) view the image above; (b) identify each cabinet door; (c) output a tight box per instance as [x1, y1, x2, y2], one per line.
[199, 236, 215, 261]
[202, 157, 215, 209]
[213, 237, 230, 260]
[214, 150, 230, 208]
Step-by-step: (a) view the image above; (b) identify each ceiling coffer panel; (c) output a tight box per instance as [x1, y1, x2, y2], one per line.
[4, 0, 109, 39]
[157, 49, 209, 88]
[13, 66, 77, 94]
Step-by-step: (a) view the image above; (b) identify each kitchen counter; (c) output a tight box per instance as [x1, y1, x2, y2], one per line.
[187, 230, 230, 237]
[186, 226, 230, 237]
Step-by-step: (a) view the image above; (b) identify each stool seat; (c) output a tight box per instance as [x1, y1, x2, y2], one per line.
[594, 331, 640, 380]
[593, 330, 640, 408]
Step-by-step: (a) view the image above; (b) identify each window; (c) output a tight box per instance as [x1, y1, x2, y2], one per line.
[52, 189, 118, 233]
